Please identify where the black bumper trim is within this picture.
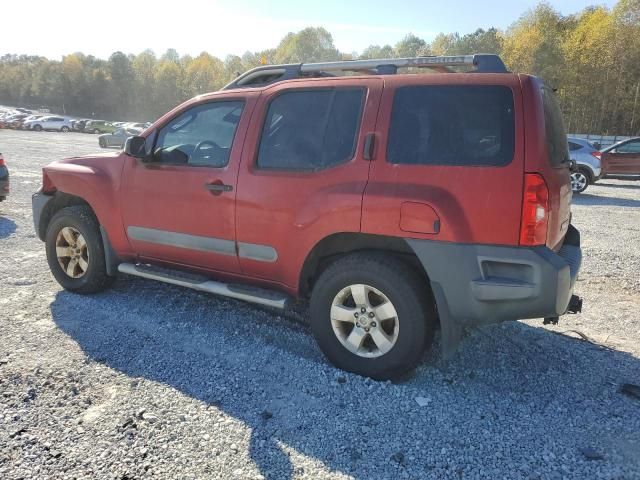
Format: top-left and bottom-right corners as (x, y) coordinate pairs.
(32, 190), (53, 240)
(406, 228), (582, 327)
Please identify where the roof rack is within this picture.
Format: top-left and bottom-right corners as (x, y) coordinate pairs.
(222, 54), (508, 90)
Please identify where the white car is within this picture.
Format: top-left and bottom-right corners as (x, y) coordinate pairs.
(24, 116), (73, 132)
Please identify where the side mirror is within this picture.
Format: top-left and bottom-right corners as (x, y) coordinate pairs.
(124, 136), (147, 159)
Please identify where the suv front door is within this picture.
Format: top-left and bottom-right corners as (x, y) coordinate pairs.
(121, 93), (257, 274)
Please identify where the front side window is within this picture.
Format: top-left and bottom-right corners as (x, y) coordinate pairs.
(154, 101), (244, 167)
(257, 88), (364, 170)
(387, 85), (515, 167)
(617, 140), (640, 153)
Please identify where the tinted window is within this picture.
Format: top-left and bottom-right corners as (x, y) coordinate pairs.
(257, 88), (364, 170)
(387, 85), (515, 166)
(541, 86), (569, 166)
(154, 101), (244, 167)
(568, 141), (582, 151)
(617, 140), (640, 153)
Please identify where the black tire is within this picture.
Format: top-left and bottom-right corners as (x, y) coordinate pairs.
(45, 205), (114, 294)
(99, 138), (106, 148)
(34, 124), (42, 132)
(310, 253), (436, 380)
(61, 126), (69, 132)
(93, 128), (100, 134)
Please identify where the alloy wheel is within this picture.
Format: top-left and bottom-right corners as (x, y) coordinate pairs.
(571, 172), (587, 192)
(330, 283), (399, 358)
(55, 226), (89, 278)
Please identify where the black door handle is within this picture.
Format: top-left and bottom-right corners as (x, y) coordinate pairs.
(204, 182), (233, 194)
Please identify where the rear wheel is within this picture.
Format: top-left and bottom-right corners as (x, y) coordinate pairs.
(93, 128), (100, 134)
(45, 206), (114, 294)
(99, 138), (106, 148)
(34, 124), (42, 132)
(61, 126), (69, 132)
(571, 168), (591, 193)
(310, 253), (435, 380)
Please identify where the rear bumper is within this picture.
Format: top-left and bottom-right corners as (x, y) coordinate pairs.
(406, 225), (582, 327)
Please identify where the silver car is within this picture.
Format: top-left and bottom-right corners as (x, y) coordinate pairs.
(98, 128), (142, 149)
(568, 137), (602, 193)
(24, 116), (73, 132)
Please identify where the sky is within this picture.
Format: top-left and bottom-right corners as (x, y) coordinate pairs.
(3, 0), (618, 60)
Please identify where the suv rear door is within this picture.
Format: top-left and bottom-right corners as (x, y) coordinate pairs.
(362, 74), (525, 246)
(235, 77), (383, 289)
(602, 139), (640, 175)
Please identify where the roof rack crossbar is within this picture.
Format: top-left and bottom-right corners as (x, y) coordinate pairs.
(222, 54), (508, 90)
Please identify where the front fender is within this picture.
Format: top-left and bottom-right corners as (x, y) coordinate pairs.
(42, 154), (131, 255)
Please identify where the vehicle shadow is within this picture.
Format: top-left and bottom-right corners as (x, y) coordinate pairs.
(573, 193), (640, 208)
(50, 279), (640, 479)
(596, 182), (640, 190)
(0, 216), (17, 238)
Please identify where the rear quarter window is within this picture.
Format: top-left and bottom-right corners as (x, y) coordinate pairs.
(387, 85), (515, 167)
(541, 86), (569, 167)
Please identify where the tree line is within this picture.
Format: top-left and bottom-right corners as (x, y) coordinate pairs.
(1, 0), (639, 135)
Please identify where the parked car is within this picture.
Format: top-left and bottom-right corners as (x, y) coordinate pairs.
(98, 128), (142, 149)
(19, 114), (44, 129)
(599, 137), (640, 177)
(124, 122), (148, 130)
(24, 116), (73, 132)
(31, 54), (582, 380)
(71, 119), (90, 132)
(567, 137), (602, 193)
(85, 120), (116, 134)
(0, 153), (9, 201)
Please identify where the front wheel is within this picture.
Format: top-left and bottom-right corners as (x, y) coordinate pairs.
(45, 206), (114, 294)
(33, 124), (43, 132)
(93, 128), (100, 134)
(61, 126), (69, 132)
(310, 253), (436, 380)
(571, 168), (591, 193)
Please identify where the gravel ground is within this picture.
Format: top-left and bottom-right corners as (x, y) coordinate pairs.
(0, 129), (639, 480)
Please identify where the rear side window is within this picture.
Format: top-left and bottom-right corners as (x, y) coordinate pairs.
(541, 86), (569, 166)
(617, 140), (640, 153)
(568, 141), (582, 151)
(257, 88), (364, 170)
(387, 85), (515, 166)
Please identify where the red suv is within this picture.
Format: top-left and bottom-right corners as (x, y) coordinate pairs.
(32, 55), (582, 379)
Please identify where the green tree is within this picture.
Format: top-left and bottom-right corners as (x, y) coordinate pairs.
(394, 33), (427, 57)
(274, 27), (340, 63)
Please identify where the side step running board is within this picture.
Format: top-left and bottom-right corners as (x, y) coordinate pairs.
(118, 263), (289, 309)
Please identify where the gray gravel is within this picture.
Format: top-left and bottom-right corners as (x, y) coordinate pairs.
(1, 129), (639, 480)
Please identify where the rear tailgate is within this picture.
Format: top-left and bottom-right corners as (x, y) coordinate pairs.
(520, 75), (572, 251)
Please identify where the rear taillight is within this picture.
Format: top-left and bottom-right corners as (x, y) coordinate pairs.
(0, 156), (5, 166)
(592, 151), (601, 160)
(519, 173), (549, 246)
